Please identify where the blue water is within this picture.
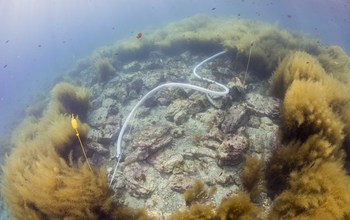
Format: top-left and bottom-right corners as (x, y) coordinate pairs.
(0, 0), (349, 137)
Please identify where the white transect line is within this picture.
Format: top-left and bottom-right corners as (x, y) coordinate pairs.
(109, 51), (228, 186)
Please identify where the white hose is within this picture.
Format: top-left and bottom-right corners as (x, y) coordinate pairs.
(109, 51), (228, 185)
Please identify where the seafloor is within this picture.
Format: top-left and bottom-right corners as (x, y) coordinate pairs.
(1, 14), (350, 219)
(85, 50), (279, 217)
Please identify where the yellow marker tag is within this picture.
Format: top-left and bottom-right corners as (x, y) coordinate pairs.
(71, 114), (78, 130)
(71, 113), (93, 173)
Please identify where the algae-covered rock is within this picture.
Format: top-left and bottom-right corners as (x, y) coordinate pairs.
(217, 134), (249, 166)
(245, 93), (280, 119)
(124, 125), (173, 164)
(221, 104), (249, 134)
(166, 94), (208, 125)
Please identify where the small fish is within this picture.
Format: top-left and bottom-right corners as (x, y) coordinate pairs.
(3, 64), (7, 68)
(5, 40), (9, 44)
(287, 14), (292, 18)
(37, 44), (42, 47)
(136, 32), (142, 40)
(211, 7), (216, 10)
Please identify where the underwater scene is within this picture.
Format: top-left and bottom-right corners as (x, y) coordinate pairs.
(1, 0), (350, 219)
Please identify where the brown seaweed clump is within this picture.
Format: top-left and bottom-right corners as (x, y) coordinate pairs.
(1, 82), (155, 219)
(269, 160), (350, 220)
(266, 51), (350, 219)
(93, 57), (117, 83)
(270, 51), (327, 97)
(168, 180), (261, 220)
(240, 155), (265, 201)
